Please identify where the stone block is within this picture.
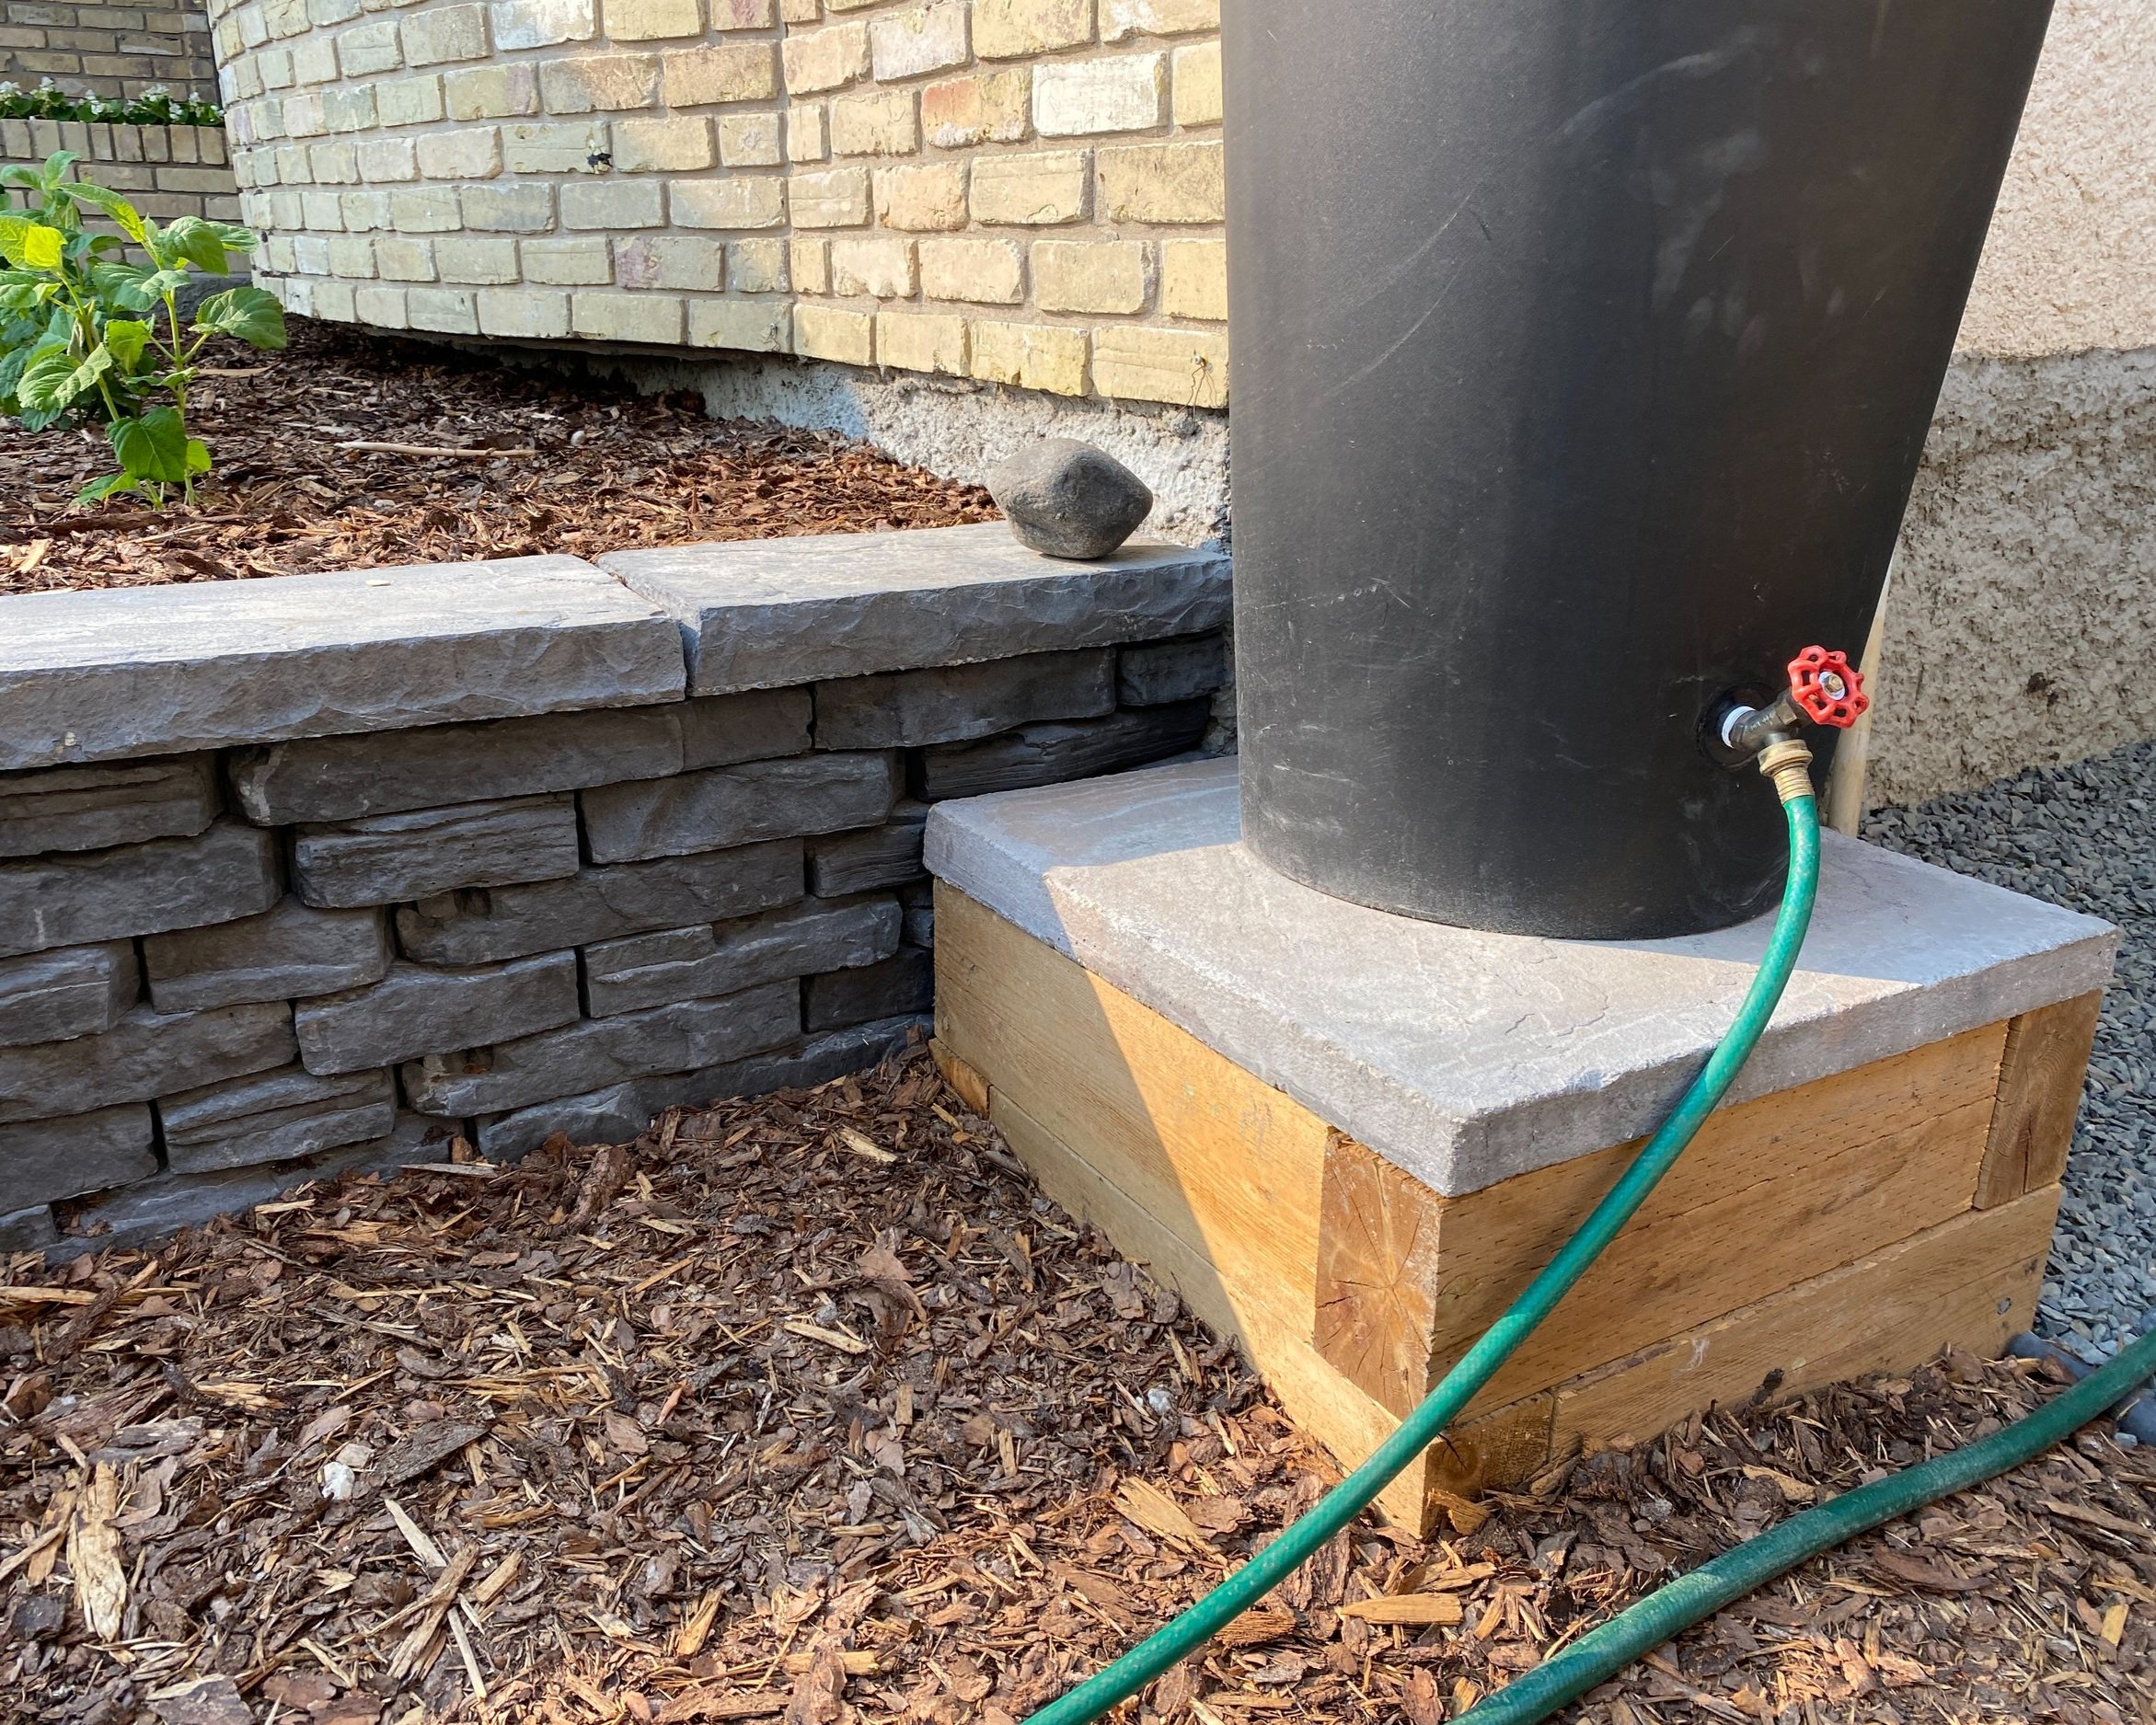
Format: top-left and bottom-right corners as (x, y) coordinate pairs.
(923, 754), (2123, 1195)
(830, 233), (917, 298)
(584, 892), (900, 1016)
(874, 161), (968, 233)
(814, 650), (1114, 749)
(917, 234), (1024, 304)
(0, 1000), (296, 1125)
(0, 942), (136, 1049)
(781, 18), (867, 94)
(970, 149), (1089, 224)
(402, 979), (799, 1115)
(0, 1103), (157, 1210)
(921, 68), (1031, 148)
(0, 822), (282, 960)
(804, 947), (932, 1032)
(1032, 238), (1148, 315)
(974, 0), (1090, 58)
(1033, 53), (1164, 137)
(294, 794), (582, 909)
(582, 753), (900, 865)
(227, 690), (807, 823)
(143, 897), (390, 1012)
(294, 953), (580, 1075)
(55, 1112), (456, 1260)
(913, 698), (1209, 800)
(1118, 633), (1226, 705)
(396, 839), (805, 964)
(0, 557), (686, 772)
(475, 1013), (921, 1160)
(0, 1203), (56, 1252)
(159, 1064), (398, 1173)
(987, 440), (1153, 558)
(1094, 323), (1229, 408)
(1160, 234), (1226, 320)
(661, 40), (778, 106)
(0, 755), (218, 857)
(808, 804), (928, 895)
(1170, 40), (1221, 127)
(1102, 0), (1216, 37)
(1097, 138), (1223, 224)
(875, 311), (968, 377)
(793, 304), (875, 363)
(605, 522), (1230, 696)
(870, 1), (968, 82)
(968, 319), (1091, 396)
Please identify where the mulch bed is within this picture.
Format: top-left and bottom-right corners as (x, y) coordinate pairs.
(3, 1041), (2151, 1725)
(0, 320), (998, 598)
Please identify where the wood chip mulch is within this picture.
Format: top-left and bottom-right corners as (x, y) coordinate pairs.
(4, 1041), (2152, 1725)
(0, 320), (999, 597)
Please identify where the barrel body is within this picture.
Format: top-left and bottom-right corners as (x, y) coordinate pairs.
(1224, 1), (2052, 937)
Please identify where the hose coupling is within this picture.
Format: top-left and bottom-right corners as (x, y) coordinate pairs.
(1756, 737), (1816, 805)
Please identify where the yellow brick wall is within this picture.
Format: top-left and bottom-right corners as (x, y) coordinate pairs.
(2, 0), (220, 105)
(0, 114), (238, 222)
(209, 0), (1228, 408)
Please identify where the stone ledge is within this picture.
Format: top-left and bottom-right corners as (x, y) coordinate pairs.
(604, 522), (1231, 696)
(924, 756), (2121, 1198)
(0, 556), (687, 772)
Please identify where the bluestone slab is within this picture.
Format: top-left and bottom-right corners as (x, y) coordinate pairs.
(294, 953), (581, 1076)
(0, 942), (137, 1048)
(475, 1014), (925, 1161)
(1117, 634), (1228, 707)
(0, 1103), (158, 1209)
(226, 689), (810, 825)
(395, 839), (805, 965)
(925, 756), (2122, 1198)
(159, 1064), (399, 1173)
(804, 948), (933, 1032)
(605, 522), (1231, 696)
(582, 753), (901, 865)
(143, 898), (391, 1013)
(293, 794), (582, 909)
(807, 804), (929, 897)
(0, 755), (219, 857)
(913, 701), (1209, 801)
(0, 557), (686, 772)
(0, 822), (282, 960)
(400, 979), (801, 1116)
(583, 894), (902, 1017)
(812, 650), (1115, 750)
(0, 1000), (296, 1125)
(0, 1203), (56, 1251)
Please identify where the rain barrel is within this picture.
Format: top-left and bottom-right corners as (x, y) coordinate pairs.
(1224, 1), (2053, 938)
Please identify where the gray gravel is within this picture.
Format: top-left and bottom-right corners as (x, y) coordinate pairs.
(1865, 737), (2156, 1359)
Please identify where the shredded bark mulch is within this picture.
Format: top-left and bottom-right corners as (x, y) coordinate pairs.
(0, 320), (999, 597)
(4, 1042), (2152, 1725)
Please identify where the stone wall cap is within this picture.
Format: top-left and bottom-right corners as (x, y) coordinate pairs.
(0, 557), (688, 770)
(924, 755), (2122, 1198)
(603, 521), (1231, 695)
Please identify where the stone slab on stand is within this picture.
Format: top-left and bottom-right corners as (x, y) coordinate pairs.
(925, 756), (2116, 1532)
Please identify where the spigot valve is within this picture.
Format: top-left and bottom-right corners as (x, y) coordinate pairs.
(1786, 646), (1870, 729)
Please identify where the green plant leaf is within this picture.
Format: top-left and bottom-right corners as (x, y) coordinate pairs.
(17, 223), (64, 270)
(191, 285), (287, 351)
(185, 437), (212, 475)
(75, 470), (138, 504)
(104, 317), (152, 370)
(63, 181), (148, 244)
(110, 407), (193, 482)
(205, 221), (258, 255)
(16, 341), (110, 413)
(157, 215), (229, 275)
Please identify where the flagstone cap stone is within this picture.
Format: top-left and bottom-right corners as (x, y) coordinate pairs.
(924, 755), (2121, 1199)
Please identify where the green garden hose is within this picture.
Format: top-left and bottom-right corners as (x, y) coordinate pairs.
(1022, 788), (1825, 1725)
(1456, 1323), (2156, 1725)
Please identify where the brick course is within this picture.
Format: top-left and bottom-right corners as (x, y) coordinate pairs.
(202, 0), (1228, 408)
(2, 0), (218, 101)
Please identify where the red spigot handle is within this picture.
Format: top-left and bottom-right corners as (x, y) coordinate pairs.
(1787, 646), (1870, 729)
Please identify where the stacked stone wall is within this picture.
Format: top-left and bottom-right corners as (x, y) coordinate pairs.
(207, 0), (1228, 408)
(0, 523), (1229, 1256)
(1, 0), (218, 103)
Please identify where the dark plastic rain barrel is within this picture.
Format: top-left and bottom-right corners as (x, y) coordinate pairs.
(1224, 1), (2053, 938)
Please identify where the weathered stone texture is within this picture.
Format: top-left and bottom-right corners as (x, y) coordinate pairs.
(0, 1001), (296, 1125)
(227, 689), (810, 824)
(0, 942), (137, 1049)
(0, 756), (219, 857)
(986, 439), (1155, 560)
(1118, 633), (1227, 706)
(582, 753), (900, 864)
(475, 1014), (924, 1162)
(0, 1203), (56, 1252)
(584, 894), (901, 1017)
(605, 525), (1232, 694)
(294, 795), (582, 909)
(804, 948), (935, 1033)
(396, 839), (806, 965)
(144, 899), (391, 1014)
(294, 954), (581, 1076)
(813, 650), (1115, 749)
(0, 1104), (158, 1211)
(0, 558), (686, 773)
(806, 803), (929, 896)
(160, 1064), (400, 1173)
(0, 822), (282, 960)
(402, 979), (800, 1116)
(913, 698), (1209, 799)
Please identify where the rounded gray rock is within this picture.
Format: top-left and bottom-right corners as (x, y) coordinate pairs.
(987, 438), (1154, 560)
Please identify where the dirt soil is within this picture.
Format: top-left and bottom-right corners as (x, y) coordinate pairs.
(0, 320), (998, 598)
(3, 1041), (2152, 1725)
